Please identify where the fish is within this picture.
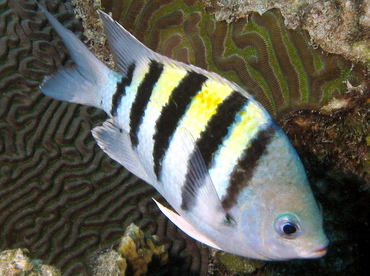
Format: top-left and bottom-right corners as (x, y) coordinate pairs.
(38, 4), (329, 260)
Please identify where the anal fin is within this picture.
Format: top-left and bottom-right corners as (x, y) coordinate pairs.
(92, 119), (153, 185)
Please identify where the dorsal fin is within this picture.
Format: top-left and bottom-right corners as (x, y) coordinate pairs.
(97, 10), (242, 92)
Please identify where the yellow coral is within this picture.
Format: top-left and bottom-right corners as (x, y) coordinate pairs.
(93, 223), (168, 276)
(118, 223), (168, 276)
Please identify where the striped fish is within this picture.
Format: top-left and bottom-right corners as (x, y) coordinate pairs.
(38, 5), (328, 260)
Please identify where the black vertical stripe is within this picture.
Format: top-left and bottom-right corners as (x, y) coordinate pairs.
(181, 91), (248, 211)
(153, 71), (208, 179)
(193, 91), (248, 167)
(111, 63), (136, 116)
(222, 127), (275, 210)
(129, 60), (164, 147)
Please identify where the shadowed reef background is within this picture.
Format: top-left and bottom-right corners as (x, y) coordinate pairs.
(0, 0), (369, 275)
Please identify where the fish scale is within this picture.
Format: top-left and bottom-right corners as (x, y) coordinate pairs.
(38, 3), (328, 260)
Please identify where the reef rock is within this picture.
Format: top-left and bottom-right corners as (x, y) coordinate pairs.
(93, 223), (168, 276)
(204, 0), (370, 65)
(0, 248), (61, 276)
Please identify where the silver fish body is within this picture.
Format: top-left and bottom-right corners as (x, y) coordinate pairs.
(38, 4), (328, 260)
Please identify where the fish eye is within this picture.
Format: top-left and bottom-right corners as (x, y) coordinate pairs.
(283, 223), (297, 234)
(275, 214), (301, 239)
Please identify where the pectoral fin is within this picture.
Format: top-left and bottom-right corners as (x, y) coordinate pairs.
(177, 128), (233, 225)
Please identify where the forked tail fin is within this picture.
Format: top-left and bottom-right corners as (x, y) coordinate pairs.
(38, 4), (112, 108)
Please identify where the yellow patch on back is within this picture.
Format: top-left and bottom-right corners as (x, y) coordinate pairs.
(180, 79), (233, 140)
(220, 102), (267, 160)
(149, 63), (188, 109)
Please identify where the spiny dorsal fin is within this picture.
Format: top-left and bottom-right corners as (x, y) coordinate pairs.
(97, 10), (243, 93)
(98, 10), (157, 73)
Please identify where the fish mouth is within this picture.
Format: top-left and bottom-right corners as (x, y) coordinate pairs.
(309, 246), (328, 257)
(300, 239), (329, 258)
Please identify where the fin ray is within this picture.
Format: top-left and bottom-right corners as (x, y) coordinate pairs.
(98, 11), (156, 73)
